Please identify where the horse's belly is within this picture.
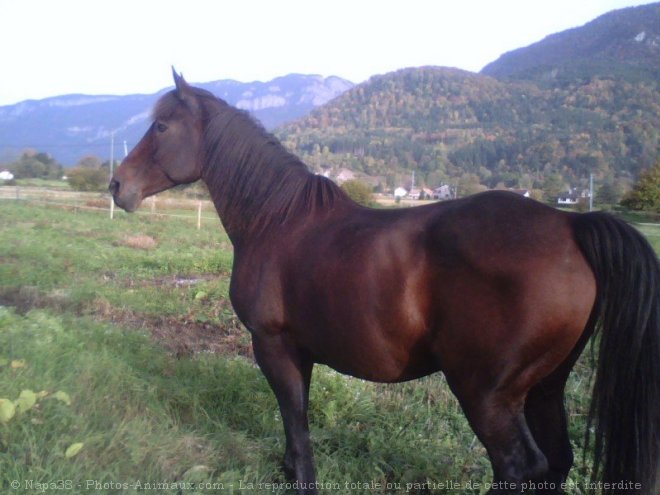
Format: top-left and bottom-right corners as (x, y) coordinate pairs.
(292, 317), (439, 383)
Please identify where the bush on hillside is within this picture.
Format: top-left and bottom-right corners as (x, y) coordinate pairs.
(67, 167), (109, 192)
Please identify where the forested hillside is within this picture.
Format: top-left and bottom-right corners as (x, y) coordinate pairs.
(278, 67), (657, 192)
(277, 3), (659, 197)
(482, 2), (660, 84)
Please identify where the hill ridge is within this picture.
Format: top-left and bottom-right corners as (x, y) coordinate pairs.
(0, 74), (354, 165)
(481, 2), (660, 83)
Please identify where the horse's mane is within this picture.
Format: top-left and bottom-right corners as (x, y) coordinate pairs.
(156, 88), (348, 236)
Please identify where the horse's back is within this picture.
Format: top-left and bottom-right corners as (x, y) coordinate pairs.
(424, 191), (571, 265)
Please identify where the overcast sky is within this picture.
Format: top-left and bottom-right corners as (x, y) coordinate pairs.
(0, 0), (654, 106)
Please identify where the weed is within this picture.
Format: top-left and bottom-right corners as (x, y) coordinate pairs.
(121, 234), (158, 250)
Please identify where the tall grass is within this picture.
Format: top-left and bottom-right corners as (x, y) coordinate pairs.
(0, 305), (600, 494)
(1, 201), (656, 493)
(0, 307), (279, 493)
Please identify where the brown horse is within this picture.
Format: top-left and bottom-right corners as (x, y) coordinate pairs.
(110, 70), (659, 494)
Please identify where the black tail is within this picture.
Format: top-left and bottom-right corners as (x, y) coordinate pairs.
(572, 212), (659, 495)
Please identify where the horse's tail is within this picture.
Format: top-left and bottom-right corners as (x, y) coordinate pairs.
(572, 212), (659, 495)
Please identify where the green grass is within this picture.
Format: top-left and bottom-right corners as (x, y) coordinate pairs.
(1, 200), (657, 494)
(0, 306), (497, 494)
(0, 201), (232, 320)
(0, 307), (278, 493)
(0, 305), (597, 495)
(638, 224), (660, 253)
(11, 179), (71, 188)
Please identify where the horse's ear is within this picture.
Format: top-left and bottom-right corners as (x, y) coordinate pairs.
(171, 67), (199, 113)
(172, 67), (189, 96)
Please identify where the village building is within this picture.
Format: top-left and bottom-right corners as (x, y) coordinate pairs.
(433, 185), (452, 200)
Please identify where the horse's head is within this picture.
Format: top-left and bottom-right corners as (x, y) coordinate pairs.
(109, 69), (204, 212)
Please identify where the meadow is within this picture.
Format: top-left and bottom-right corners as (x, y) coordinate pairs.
(1, 198), (658, 494)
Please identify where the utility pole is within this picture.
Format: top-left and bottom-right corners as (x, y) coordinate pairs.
(589, 173), (594, 212)
(110, 132), (115, 176)
(123, 140), (128, 158)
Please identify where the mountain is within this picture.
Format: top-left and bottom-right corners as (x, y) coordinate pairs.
(199, 75), (353, 128)
(0, 74), (353, 166)
(481, 2), (660, 84)
(277, 4), (659, 193)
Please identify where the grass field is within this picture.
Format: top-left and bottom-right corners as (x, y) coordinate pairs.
(1, 199), (658, 494)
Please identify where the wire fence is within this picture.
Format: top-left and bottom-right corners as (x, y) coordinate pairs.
(0, 186), (218, 229)
(3, 186), (659, 233)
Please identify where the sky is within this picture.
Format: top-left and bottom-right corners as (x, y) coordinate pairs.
(0, 0), (655, 106)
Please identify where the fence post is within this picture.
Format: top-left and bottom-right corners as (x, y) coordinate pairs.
(197, 201), (202, 230)
(15, 186), (20, 201)
(110, 195), (114, 219)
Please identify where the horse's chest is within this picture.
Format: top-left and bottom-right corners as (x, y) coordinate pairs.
(228, 263), (286, 334)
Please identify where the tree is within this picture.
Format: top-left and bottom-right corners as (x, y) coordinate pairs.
(77, 155), (103, 169)
(9, 151), (63, 179)
(621, 162), (660, 212)
(67, 167), (110, 192)
(340, 180), (374, 207)
(457, 173), (487, 198)
(595, 182), (622, 206)
(541, 174), (566, 203)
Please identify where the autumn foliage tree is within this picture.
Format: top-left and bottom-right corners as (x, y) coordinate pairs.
(621, 162), (660, 213)
(67, 168), (109, 191)
(340, 180), (374, 206)
(67, 155), (109, 191)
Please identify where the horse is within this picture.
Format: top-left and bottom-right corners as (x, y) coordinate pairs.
(110, 70), (659, 494)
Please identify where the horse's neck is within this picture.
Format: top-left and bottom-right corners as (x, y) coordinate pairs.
(201, 108), (329, 243)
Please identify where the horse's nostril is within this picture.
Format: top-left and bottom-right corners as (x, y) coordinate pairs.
(109, 179), (119, 195)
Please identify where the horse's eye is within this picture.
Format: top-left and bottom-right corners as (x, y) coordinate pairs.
(156, 122), (168, 133)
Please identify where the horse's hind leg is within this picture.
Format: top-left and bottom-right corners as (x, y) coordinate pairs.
(479, 407), (549, 493)
(523, 330), (593, 495)
(524, 323), (593, 494)
(524, 380), (572, 494)
(446, 376), (549, 494)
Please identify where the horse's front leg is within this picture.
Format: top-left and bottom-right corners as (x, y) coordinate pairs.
(252, 331), (316, 494)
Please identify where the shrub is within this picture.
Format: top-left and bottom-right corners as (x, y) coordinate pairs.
(67, 167), (110, 192)
(340, 180), (374, 207)
(621, 162), (660, 213)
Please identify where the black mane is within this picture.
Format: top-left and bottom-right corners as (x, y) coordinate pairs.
(157, 88), (348, 236)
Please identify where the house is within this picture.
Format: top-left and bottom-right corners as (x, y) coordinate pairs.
(407, 187), (434, 200)
(433, 185), (452, 200)
(0, 170), (14, 181)
(510, 189), (531, 198)
(408, 188), (422, 200)
(557, 187), (590, 205)
(394, 187), (408, 199)
(334, 168), (356, 184)
(557, 194), (580, 205)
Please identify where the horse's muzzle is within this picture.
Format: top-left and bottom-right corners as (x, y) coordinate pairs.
(108, 178), (119, 196)
(108, 178), (140, 212)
